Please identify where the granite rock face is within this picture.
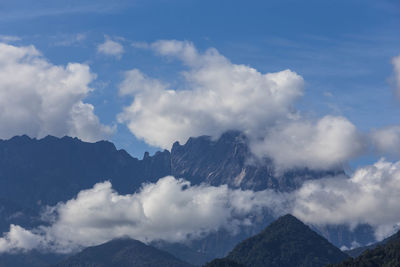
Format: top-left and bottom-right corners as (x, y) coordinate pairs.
(171, 130), (343, 191)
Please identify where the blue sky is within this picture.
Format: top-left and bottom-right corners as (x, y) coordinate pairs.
(1, 0), (399, 168)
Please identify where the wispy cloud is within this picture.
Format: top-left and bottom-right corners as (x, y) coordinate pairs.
(97, 36), (124, 59)
(53, 33), (87, 47)
(0, 1), (134, 21)
(0, 35), (21, 43)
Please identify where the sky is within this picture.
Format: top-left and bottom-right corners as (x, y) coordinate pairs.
(1, 0), (400, 253)
(0, 0), (399, 165)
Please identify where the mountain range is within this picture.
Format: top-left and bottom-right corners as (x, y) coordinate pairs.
(42, 214), (349, 267)
(0, 132), (377, 266)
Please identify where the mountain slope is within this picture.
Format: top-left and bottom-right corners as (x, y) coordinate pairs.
(0, 135), (170, 212)
(52, 238), (193, 267)
(0, 132), (339, 212)
(331, 230), (400, 267)
(344, 228), (400, 258)
(0, 133), (349, 264)
(0, 251), (65, 267)
(171, 131), (343, 191)
(204, 258), (245, 267)
(213, 214), (349, 267)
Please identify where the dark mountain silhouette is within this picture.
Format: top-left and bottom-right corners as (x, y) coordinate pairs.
(330, 230), (400, 267)
(205, 214), (349, 267)
(52, 238), (192, 267)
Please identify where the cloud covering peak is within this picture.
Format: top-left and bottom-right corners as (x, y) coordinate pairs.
(119, 40), (364, 170)
(119, 40), (305, 144)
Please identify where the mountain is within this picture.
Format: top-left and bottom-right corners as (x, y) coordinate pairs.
(0, 132), (342, 212)
(0, 132), (349, 264)
(0, 251), (65, 267)
(52, 238), (193, 267)
(344, 228), (400, 258)
(171, 131), (343, 191)
(331, 230), (400, 267)
(0, 135), (170, 212)
(207, 214), (349, 267)
(203, 258), (245, 267)
(0, 132), (339, 233)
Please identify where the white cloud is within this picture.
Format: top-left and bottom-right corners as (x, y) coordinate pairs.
(119, 40), (304, 149)
(0, 42), (113, 142)
(2, 159), (400, 253)
(119, 40), (364, 170)
(54, 33), (86, 47)
(292, 159), (400, 241)
(392, 55), (400, 98)
(97, 37), (124, 58)
(0, 35), (21, 43)
(0, 176), (287, 253)
(251, 116), (366, 170)
(371, 125), (400, 156)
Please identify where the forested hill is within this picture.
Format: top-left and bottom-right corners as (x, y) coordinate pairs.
(205, 214), (349, 267)
(330, 230), (400, 267)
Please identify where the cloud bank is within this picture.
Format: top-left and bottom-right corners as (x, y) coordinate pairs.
(119, 40), (365, 170)
(0, 176), (287, 254)
(293, 159), (400, 240)
(0, 42), (113, 142)
(2, 158), (400, 253)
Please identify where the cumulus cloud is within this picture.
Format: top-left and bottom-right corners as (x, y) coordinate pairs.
(292, 159), (400, 241)
(251, 116), (366, 170)
(392, 55), (400, 98)
(371, 126), (400, 156)
(0, 42), (113, 142)
(119, 40), (304, 148)
(2, 159), (400, 253)
(97, 37), (124, 58)
(0, 176), (287, 253)
(119, 40), (364, 170)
